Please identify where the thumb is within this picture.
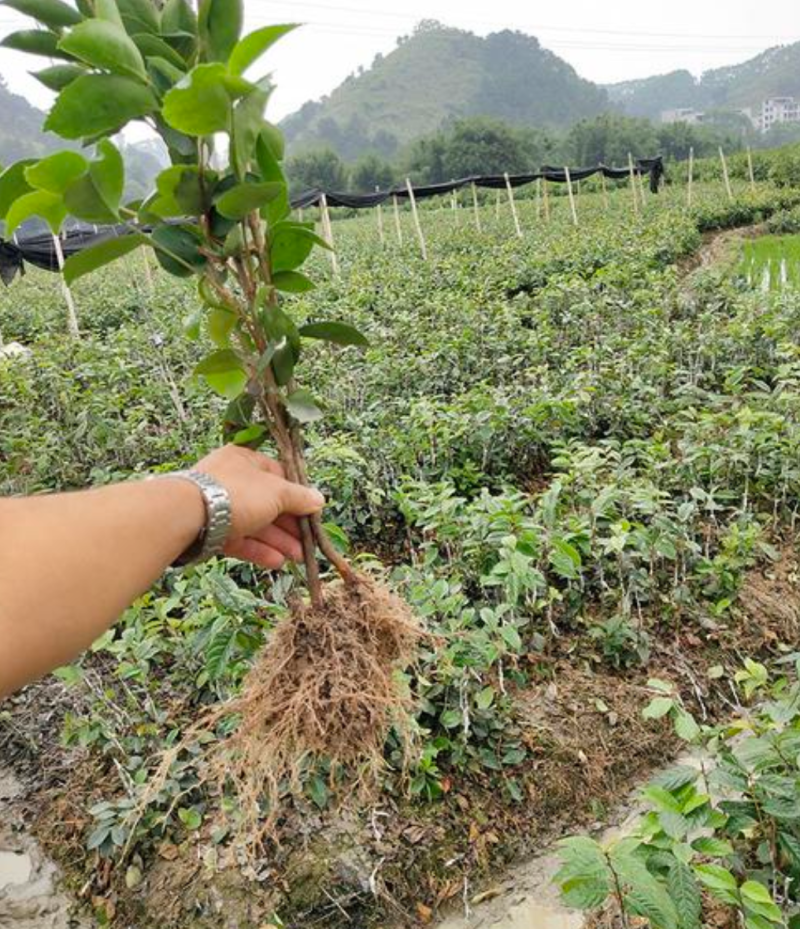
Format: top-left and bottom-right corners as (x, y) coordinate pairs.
(275, 477), (326, 517)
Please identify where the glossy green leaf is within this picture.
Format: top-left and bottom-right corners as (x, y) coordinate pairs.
(177, 807), (202, 830)
(195, 349), (247, 399)
(229, 23), (297, 75)
(151, 223), (206, 277)
(116, 0), (160, 34)
(299, 320), (368, 346)
(59, 20), (148, 82)
(214, 181), (282, 219)
(93, 0), (123, 26)
(6, 190), (66, 236)
(152, 165), (206, 216)
(272, 270), (314, 293)
(286, 388), (323, 424)
(255, 128), (289, 223)
(45, 74), (157, 139)
(1, 29), (72, 59)
(198, 0), (242, 62)
(270, 221), (329, 273)
(131, 33), (187, 71)
(0, 0), (82, 27)
(31, 63), (85, 91)
(63, 233), (147, 285)
(231, 85), (269, 178)
(643, 696), (674, 719)
(0, 160), (35, 218)
(163, 63), (233, 136)
(25, 151), (87, 194)
(207, 308), (236, 347)
(63, 140), (124, 223)
(160, 0), (196, 34)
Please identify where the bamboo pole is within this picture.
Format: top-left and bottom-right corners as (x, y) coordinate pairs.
(542, 174), (550, 223)
(392, 194), (403, 245)
(319, 193), (340, 275)
(504, 172), (522, 238)
(52, 233), (80, 338)
(747, 146), (756, 193)
(376, 187), (385, 244)
(687, 146), (694, 207)
(535, 176), (542, 221)
(719, 146), (734, 203)
(471, 181), (482, 233)
(405, 177), (427, 260)
(564, 166), (578, 227)
(600, 170), (609, 209)
(628, 152), (639, 217)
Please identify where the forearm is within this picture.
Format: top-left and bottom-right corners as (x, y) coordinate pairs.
(0, 479), (204, 699)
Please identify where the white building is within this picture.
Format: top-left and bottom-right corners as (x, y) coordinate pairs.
(661, 108), (706, 125)
(759, 97), (800, 133)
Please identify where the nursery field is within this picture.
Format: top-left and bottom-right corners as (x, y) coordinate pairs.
(5, 179), (800, 928)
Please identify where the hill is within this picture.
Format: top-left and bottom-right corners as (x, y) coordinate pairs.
(607, 42), (800, 119)
(0, 77), (65, 166)
(280, 21), (609, 160)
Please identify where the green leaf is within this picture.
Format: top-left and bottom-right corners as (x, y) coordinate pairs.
(31, 63), (85, 91)
(1, 29), (73, 59)
(205, 621), (235, 679)
(555, 837), (611, 910)
(550, 538), (582, 580)
(694, 863), (738, 902)
(45, 74), (157, 139)
(0, 0), (81, 28)
(476, 686), (495, 710)
(207, 308), (236, 347)
(25, 151), (87, 195)
(214, 181), (282, 219)
(151, 223), (206, 277)
(285, 388), (323, 424)
(691, 836), (734, 857)
(195, 349), (246, 399)
(177, 807), (202, 830)
(131, 33), (187, 71)
(63, 140), (124, 223)
(0, 160), (35, 218)
(271, 221), (329, 273)
(273, 270), (314, 293)
(740, 881), (776, 906)
(674, 711), (701, 742)
(86, 825), (111, 850)
(6, 190), (66, 236)
(231, 85), (270, 178)
(440, 708), (461, 729)
(612, 851), (678, 929)
(116, 0), (160, 34)
(306, 775), (329, 810)
(163, 62), (240, 136)
(63, 233), (147, 285)
(643, 697), (674, 720)
(195, 349), (242, 375)
(161, 0), (196, 35)
(53, 664), (84, 685)
(299, 320), (368, 346)
(198, 0), (242, 62)
(58, 20), (148, 82)
(154, 165), (206, 216)
(667, 861), (702, 929)
(501, 624), (522, 650)
(229, 23), (297, 75)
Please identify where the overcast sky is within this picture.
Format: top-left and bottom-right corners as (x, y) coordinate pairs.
(0, 0), (796, 127)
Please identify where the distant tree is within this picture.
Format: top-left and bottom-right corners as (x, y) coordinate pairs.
(567, 113), (658, 166)
(285, 148), (348, 194)
(350, 154), (395, 191)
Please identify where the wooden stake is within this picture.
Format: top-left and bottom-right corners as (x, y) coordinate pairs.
(495, 188), (501, 218)
(319, 193), (340, 275)
(628, 152), (639, 217)
(405, 177), (427, 260)
(747, 146), (756, 193)
(451, 185), (460, 226)
(542, 175), (550, 223)
(687, 146), (694, 207)
(564, 166), (578, 227)
(376, 187), (385, 244)
(536, 176), (542, 221)
(142, 249), (153, 290)
(600, 171), (609, 209)
(471, 182), (482, 233)
(52, 233), (79, 338)
(392, 194), (403, 245)
(504, 172), (522, 238)
(719, 146), (734, 203)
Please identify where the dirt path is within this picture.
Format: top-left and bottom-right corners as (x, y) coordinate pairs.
(0, 767), (89, 929)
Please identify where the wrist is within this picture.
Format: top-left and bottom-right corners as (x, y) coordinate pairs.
(152, 471), (233, 566)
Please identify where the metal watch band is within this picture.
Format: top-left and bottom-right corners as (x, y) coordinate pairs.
(164, 470), (233, 566)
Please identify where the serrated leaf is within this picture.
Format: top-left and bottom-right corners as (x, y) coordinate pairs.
(691, 836), (734, 857)
(668, 860), (701, 929)
(58, 19), (147, 82)
(674, 711), (701, 742)
(45, 74), (157, 139)
(205, 622), (236, 680)
(285, 388), (323, 424)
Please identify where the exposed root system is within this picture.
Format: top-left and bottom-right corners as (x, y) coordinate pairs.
(206, 573), (421, 844)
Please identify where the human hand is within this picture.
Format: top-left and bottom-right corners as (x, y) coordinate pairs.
(194, 445), (325, 569)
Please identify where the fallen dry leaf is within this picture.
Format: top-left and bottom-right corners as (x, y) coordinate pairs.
(416, 902), (433, 923)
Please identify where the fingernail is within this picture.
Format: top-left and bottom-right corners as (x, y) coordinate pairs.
(309, 488), (326, 507)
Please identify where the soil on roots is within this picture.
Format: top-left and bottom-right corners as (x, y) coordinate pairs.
(206, 574), (421, 845)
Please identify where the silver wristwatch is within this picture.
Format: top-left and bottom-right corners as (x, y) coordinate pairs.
(165, 470), (233, 566)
